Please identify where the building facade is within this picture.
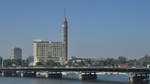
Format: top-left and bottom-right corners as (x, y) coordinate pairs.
(33, 13), (68, 65)
(33, 40), (65, 65)
(11, 47), (22, 60)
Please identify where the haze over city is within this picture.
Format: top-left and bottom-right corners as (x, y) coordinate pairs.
(0, 0), (150, 59)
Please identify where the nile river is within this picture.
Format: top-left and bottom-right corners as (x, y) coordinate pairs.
(0, 74), (149, 84)
(0, 75), (132, 84)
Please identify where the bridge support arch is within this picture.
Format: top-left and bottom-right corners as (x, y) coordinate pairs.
(46, 72), (62, 79)
(129, 72), (149, 84)
(79, 72), (97, 80)
(1, 71), (18, 77)
(0, 71), (4, 77)
(23, 71), (37, 77)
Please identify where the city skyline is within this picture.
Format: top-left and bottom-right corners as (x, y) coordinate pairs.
(0, 0), (150, 59)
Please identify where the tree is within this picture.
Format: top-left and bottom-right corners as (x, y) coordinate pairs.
(22, 59), (28, 67)
(103, 58), (116, 66)
(36, 60), (61, 67)
(117, 56), (127, 64)
(3, 59), (12, 67)
(139, 54), (150, 66)
(3, 59), (28, 67)
(91, 60), (104, 67)
(127, 59), (137, 67)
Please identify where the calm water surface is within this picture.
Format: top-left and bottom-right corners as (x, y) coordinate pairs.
(0, 75), (148, 84)
(0, 78), (127, 84)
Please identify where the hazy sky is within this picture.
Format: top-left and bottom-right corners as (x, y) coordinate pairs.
(0, 0), (150, 59)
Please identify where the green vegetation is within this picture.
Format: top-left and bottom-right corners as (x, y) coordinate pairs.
(36, 60), (62, 67)
(2, 59), (28, 67)
(0, 54), (150, 68)
(65, 55), (150, 68)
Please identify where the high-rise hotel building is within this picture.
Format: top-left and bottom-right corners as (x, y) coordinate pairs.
(11, 47), (22, 60)
(33, 40), (65, 65)
(33, 14), (68, 65)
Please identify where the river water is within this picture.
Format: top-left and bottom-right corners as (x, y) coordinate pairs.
(0, 74), (149, 84)
(0, 75), (129, 84)
(0, 77), (128, 84)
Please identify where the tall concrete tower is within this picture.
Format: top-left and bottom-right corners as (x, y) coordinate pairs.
(62, 9), (68, 61)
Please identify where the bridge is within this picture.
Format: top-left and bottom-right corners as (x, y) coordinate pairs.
(1, 67), (150, 72)
(0, 67), (150, 84)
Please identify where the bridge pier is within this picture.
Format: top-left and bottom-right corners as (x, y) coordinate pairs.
(46, 72), (62, 79)
(23, 71), (36, 77)
(129, 73), (149, 84)
(2, 71), (18, 77)
(20, 72), (24, 77)
(0, 71), (36, 77)
(0, 71), (4, 77)
(79, 72), (97, 80)
(16, 72), (25, 77)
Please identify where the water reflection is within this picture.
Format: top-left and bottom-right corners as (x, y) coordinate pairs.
(0, 77), (149, 84)
(129, 81), (149, 84)
(31, 78), (129, 84)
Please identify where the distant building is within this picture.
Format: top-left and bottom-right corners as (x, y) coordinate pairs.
(69, 56), (83, 63)
(27, 56), (34, 64)
(11, 47), (22, 60)
(27, 56), (34, 66)
(69, 56), (101, 63)
(33, 40), (65, 66)
(33, 11), (68, 66)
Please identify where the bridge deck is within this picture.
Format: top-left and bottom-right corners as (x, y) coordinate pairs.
(0, 67), (150, 73)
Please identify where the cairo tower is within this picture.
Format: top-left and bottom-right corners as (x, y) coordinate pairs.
(33, 11), (68, 65)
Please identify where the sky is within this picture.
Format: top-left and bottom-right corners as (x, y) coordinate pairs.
(0, 0), (150, 59)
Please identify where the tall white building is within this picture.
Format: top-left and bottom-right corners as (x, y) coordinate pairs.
(33, 11), (68, 66)
(11, 47), (22, 60)
(33, 40), (65, 65)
